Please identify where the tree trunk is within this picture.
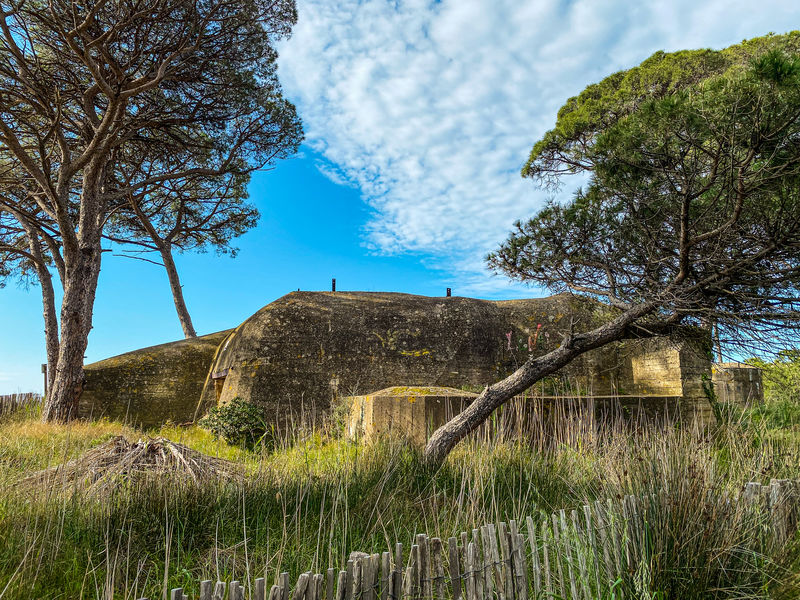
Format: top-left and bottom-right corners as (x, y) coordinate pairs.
(42, 242), (102, 422)
(27, 233), (59, 391)
(423, 301), (658, 466)
(159, 244), (197, 338)
(128, 197), (197, 339)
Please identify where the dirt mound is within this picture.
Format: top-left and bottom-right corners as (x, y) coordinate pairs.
(21, 436), (240, 496)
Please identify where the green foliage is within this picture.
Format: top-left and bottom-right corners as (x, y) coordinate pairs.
(199, 397), (272, 450)
(491, 31), (800, 355)
(752, 48), (800, 84)
(1, 415), (799, 598)
(747, 351), (800, 428)
(750, 350), (800, 404)
(522, 31), (800, 179)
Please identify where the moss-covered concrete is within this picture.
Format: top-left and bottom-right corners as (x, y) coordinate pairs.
(79, 291), (714, 431)
(78, 330), (232, 428)
(199, 291), (711, 430)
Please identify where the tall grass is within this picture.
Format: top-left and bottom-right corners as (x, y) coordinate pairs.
(0, 393), (41, 421)
(1, 402), (799, 599)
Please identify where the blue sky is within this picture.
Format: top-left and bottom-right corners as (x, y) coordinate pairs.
(2, 0), (800, 393)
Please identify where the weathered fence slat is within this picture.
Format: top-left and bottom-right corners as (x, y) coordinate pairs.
(315, 573), (326, 600)
(606, 498), (623, 577)
(447, 537), (461, 600)
(199, 580), (213, 600)
(256, 577), (266, 600)
(214, 581), (227, 600)
(583, 504), (601, 598)
(550, 513), (566, 600)
(361, 558), (372, 600)
(354, 559), (363, 600)
(465, 542), (476, 600)
(469, 529), (482, 600)
(510, 529), (528, 600)
(559, 510), (578, 600)
(430, 537), (445, 600)
(327, 569), (336, 600)
(416, 534), (429, 600)
(380, 552), (391, 600)
(280, 573), (290, 600)
(345, 561), (354, 600)
(134, 480), (800, 600)
(540, 520), (552, 597)
(292, 573), (309, 600)
(230, 580), (242, 600)
(335, 572), (346, 600)
(392, 543), (403, 600)
(525, 516), (541, 595)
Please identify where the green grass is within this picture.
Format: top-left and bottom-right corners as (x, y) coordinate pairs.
(0, 401), (799, 599)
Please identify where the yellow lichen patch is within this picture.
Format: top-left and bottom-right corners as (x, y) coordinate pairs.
(399, 349), (431, 357)
(368, 386), (477, 397)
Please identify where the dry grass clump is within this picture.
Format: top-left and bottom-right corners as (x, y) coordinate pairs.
(19, 435), (241, 496)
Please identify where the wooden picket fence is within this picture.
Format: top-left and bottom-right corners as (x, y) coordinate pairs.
(156, 479), (799, 600)
(0, 392), (41, 418)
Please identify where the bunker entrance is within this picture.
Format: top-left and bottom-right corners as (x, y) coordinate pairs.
(212, 368), (229, 403)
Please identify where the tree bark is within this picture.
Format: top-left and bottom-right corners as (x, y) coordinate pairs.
(26, 232), (59, 391)
(128, 198), (197, 338)
(159, 244), (197, 338)
(713, 322), (723, 363)
(422, 301), (658, 465)
(42, 241), (102, 421)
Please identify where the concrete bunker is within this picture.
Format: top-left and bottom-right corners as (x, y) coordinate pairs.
(197, 291), (719, 431)
(77, 291), (762, 432)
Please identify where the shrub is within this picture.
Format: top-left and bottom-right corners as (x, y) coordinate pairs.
(747, 350), (800, 428)
(199, 397), (271, 450)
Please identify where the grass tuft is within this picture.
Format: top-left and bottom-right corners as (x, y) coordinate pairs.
(0, 400), (798, 598)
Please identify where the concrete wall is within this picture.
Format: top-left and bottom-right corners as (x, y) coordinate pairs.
(78, 330), (231, 428)
(199, 292), (621, 427)
(76, 291), (714, 430)
(713, 362), (764, 405)
(200, 292), (712, 431)
(347, 386), (478, 447)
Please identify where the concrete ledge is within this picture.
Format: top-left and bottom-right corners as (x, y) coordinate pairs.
(346, 389), (719, 447)
(346, 386), (478, 447)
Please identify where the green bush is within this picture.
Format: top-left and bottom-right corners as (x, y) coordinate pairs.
(747, 350), (800, 428)
(749, 350), (800, 405)
(199, 397), (271, 450)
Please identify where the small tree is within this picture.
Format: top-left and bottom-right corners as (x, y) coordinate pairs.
(0, 0), (302, 420)
(424, 32), (800, 464)
(106, 173), (257, 339)
(0, 200), (60, 390)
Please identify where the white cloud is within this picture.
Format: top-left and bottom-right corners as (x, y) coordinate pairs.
(278, 0), (800, 295)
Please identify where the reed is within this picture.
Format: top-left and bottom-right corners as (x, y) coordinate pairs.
(0, 399), (798, 599)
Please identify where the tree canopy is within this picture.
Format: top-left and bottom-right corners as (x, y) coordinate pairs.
(491, 31), (800, 354)
(426, 31), (800, 463)
(0, 0), (303, 420)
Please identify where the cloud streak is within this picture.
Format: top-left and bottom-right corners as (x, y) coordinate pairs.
(278, 0), (800, 294)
